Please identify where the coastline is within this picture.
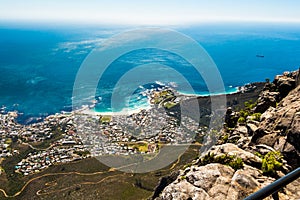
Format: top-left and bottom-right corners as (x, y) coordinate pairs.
(78, 105), (153, 116)
(77, 82), (261, 117)
(1, 82), (266, 123)
(176, 86), (240, 97)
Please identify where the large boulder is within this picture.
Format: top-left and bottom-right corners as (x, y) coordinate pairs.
(254, 69), (299, 113)
(254, 85), (300, 137)
(273, 70), (299, 98)
(276, 77), (296, 98)
(155, 163), (299, 200)
(254, 91), (278, 113)
(154, 144), (300, 200)
(246, 123), (259, 136)
(204, 143), (262, 168)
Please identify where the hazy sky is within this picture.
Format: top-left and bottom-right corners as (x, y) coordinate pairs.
(0, 0), (300, 25)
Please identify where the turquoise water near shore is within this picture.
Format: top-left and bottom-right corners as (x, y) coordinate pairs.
(0, 23), (299, 123)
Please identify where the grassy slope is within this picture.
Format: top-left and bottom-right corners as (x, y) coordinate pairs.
(0, 145), (199, 200)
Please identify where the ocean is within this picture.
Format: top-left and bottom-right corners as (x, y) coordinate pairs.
(0, 23), (300, 124)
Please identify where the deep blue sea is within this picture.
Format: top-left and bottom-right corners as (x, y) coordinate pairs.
(0, 23), (300, 124)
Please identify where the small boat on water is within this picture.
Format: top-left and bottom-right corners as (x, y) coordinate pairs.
(256, 54), (265, 58)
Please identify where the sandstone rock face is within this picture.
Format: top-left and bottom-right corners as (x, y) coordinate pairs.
(255, 69), (299, 113)
(205, 143), (262, 168)
(154, 71), (300, 200)
(246, 123), (258, 136)
(254, 91), (278, 113)
(158, 163), (264, 199)
(152, 171), (180, 199)
(287, 111), (300, 152)
(155, 163), (299, 200)
(154, 145), (300, 200)
(277, 77), (296, 98)
(273, 70), (299, 98)
(252, 85), (300, 168)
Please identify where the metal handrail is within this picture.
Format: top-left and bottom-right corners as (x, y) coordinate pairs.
(244, 167), (300, 200)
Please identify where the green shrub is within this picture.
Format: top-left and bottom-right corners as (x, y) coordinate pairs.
(236, 101), (261, 123)
(200, 152), (215, 165)
(239, 110), (250, 118)
(251, 113), (262, 121)
(238, 117), (245, 123)
(254, 152), (263, 158)
(261, 151), (283, 176)
(221, 134), (229, 143)
(244, 100), (257, 110)
(229, 157), (244, 171)
(199, 152), (244, 171)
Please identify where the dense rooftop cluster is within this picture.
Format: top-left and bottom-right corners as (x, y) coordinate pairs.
(0, 87), (204, 176)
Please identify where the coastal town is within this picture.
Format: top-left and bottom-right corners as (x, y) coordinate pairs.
(0, 109), (90, 175)
(0, 86), (205, 176)
(72, 86), (202, 157)
(0, 82), (261, 176)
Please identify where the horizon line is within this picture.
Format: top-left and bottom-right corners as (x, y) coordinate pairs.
(1, 18), (300, 28)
